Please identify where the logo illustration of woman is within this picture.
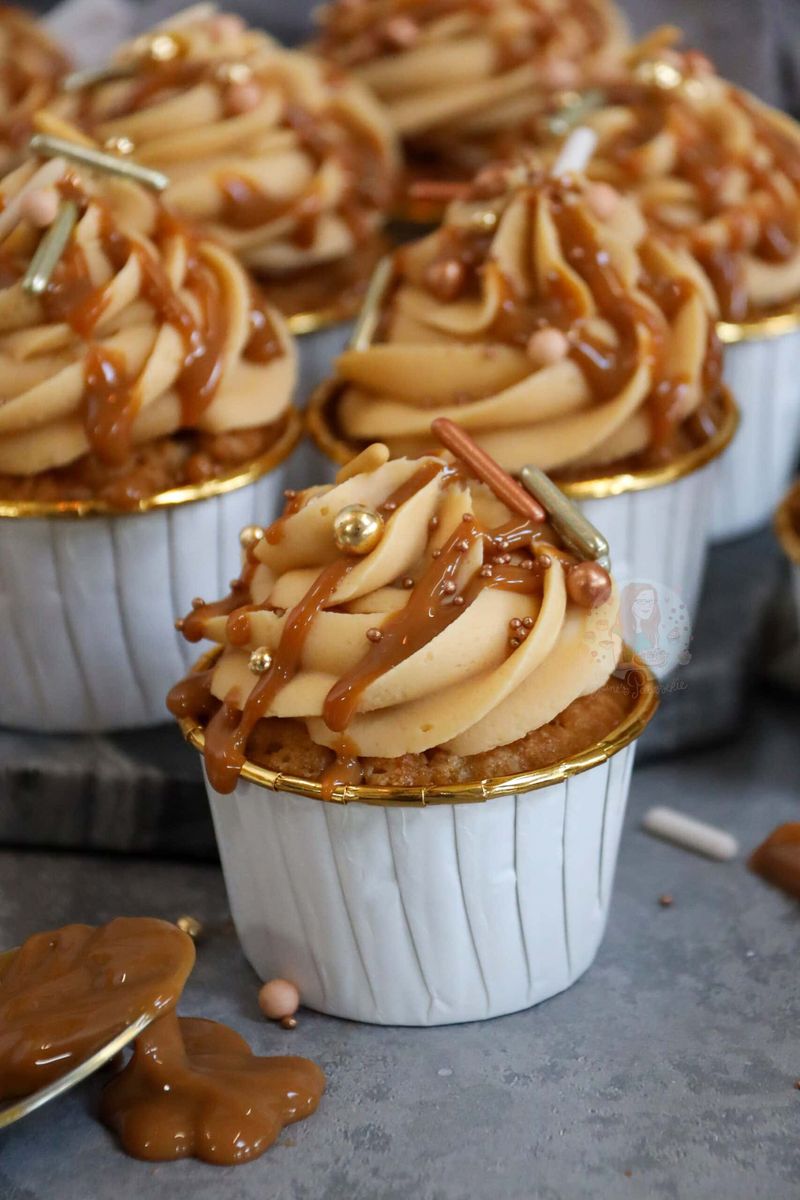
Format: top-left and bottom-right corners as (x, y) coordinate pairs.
(620, 582), (667, 670)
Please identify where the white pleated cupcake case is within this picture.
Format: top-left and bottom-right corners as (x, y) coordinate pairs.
(712, 321), (800, 542)
(0, 432), (299, 733)
(205, 724), (646, 1027)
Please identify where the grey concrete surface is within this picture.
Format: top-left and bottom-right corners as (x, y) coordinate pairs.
(0, 689), (798, 1200)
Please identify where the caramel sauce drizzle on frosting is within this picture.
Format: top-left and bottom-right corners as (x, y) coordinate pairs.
(2, 176), (284, 467)
(0, 918), (324, 1165)
(168, 452), (592, 796)
(564, 76), (800, 321)
(56, 18), (398, 271)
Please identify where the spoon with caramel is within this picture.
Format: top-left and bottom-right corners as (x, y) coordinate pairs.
(0, 917), (325, 1165)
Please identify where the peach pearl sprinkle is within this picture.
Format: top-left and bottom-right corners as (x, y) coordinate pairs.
(258, 979), (300, 1022)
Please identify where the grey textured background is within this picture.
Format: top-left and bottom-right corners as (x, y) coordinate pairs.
(1, 691), (799, 1200)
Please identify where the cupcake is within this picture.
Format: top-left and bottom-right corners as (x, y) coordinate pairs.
(0, 7), (69, 172)
(531, 34), (800, 539)
(47, 8), (400, 334)
(170, 432), (658, 1025)
(310, 162), (738, 650)
(0, 144), (301, 732)
(313, 0), (629, 204)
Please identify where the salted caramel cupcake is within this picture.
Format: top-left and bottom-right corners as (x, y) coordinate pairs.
(314, 0), (629, 192)
(531, 34), (800, 538)
(47, 9), (400, 325)
(0, 148), (301, 732)
(311, 164), (737, 631)
(0, 7), (69, 172)
(170, 435), (657, 1024)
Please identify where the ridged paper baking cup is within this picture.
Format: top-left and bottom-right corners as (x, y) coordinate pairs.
(712, 312), (800, 542)
(0, 415), (301, 733)
(180, 661), (656, 1026)
(307, 385), (739, 675)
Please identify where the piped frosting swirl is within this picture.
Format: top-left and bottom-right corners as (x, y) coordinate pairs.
(0, 7), (69, 171)
(333, 168), (721, 475)
(50, 10), (399, 274)
(314, 0), (629, 173)
(533, 36), (800, 321)
(0, 154), (295, 482)
(168, 445), (620, 794)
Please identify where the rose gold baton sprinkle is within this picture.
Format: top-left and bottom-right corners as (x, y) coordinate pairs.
(431, 419), (546, 523)
(407, 179), (471, 203)
(519, 465), (610, 569)
(349, 254), (394, 351)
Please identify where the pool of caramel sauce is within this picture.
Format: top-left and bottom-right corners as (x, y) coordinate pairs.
(0, 917), (324, 1165)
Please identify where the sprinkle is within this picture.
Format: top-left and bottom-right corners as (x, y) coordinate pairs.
(442, 581), (456, 594)
(22, 199), (78, 296)
(384, 501), (397, 512)
(258, 978), (300, 1022)
(402, 576), (415, 588)
(453, 596), (464, 606)
(522, 616), (534, 628)
(280, 1016), (298, 1030)
(29, 133), (169, 192)
(538, 554), (552, 568)
(424, 258), (466, 302)
(642, 807), (739, 862)
(510, 618), (522, 629)
(366, 627), (383, 642)
(103, 135), (135, 156)
(456, 539), (470, 551)
(284, 489), (297, 499)
(658, 894), (674, 907)
(174, 618), (184, 630)
(249, 646), (273, 674)
(382, 14), (419, 47)
(176, 915), (203, 939)
(429, 515), (439, 528)
(432, 549), (442, 559)
(462, 513), (473, 522)
(479, 566), (493, 577)
(191, 597), (205, 609)
(509, 637), (520, 648)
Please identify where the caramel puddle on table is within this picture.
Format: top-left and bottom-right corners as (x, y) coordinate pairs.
(749, 823), (800, 901)
(0, 917), (325, 1165)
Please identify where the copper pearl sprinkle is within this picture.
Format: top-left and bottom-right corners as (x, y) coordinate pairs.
(431, 419), (546, 523)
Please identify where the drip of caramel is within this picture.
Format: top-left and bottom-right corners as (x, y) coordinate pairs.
(0, 918), (324, 1165)
(749, 823), (800, 900)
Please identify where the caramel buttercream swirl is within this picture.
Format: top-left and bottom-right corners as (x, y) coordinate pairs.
(333, 171), (720, 475)
(0, 7), (69, 171)
(48, 11), (399, 274)
(314, 0), (628, 170)
(170, 449), (620, 791)
(533, 39), (800, 321)
(0, 155), (295, 476)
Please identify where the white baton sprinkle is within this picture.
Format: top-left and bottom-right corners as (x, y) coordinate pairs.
(642, 806), (739, 862)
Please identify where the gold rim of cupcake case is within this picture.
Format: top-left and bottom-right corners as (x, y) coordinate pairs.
(285, 299), (361, 336)
(177, 647), (659, 807)
(775, 480), (800, 565)
(306, 382), (739, 501)
(0, 409), (303, 520)
(717, 302), (800, 344)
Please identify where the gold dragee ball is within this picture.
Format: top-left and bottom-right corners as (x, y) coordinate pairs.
(566, 562), (613, 609)
(142, 32), (183, 62)
(103, 135), (135, 156)
(333, 505), (384, 556)
(249, 646), (273, 674)
(239, 524), (265, 550)
(176, 915), (203, 940)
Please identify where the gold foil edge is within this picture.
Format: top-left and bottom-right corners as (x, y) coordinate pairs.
(717, 303), (800, 345)
(0, 408), (303, 520)
(306, 381), (740, 501)
(177, 647), (659, 807)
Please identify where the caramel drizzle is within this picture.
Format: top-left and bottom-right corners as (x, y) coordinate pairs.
(24, 182), (283, 465)
(598, 81), (800, 321)
(168, 462), (563, 795)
